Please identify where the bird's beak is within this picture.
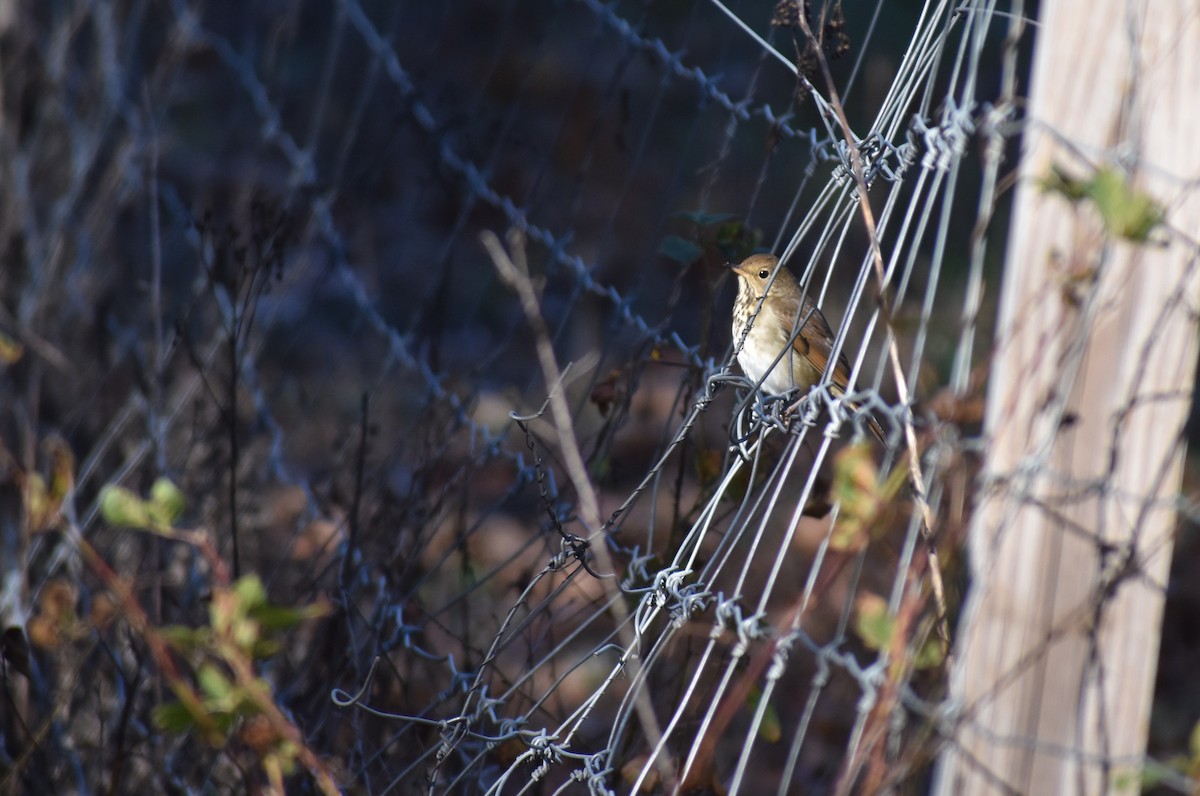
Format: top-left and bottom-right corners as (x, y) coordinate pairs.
(726, 261), (745, 277)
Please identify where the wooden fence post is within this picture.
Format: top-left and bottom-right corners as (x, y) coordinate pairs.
(934, 4), (1200, 794)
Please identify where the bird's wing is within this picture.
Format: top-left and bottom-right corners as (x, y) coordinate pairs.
(779, 297), (885, 441)
(782, 299), (853, 388)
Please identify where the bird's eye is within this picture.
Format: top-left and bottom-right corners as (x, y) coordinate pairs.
(758, 269), (770, 279)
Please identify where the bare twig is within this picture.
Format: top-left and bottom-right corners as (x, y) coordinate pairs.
(480, 228), (676, 791)
(793, 10), (952, 663)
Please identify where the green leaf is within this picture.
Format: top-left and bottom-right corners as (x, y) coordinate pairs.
(713, 220), (745, 245)
(209, 710), (239, 735)
(912, 636), (945, 670)
(233, 575), (268, 609)
(0, 330), (23, 365)
(1087, 166), (1165, 241)
(100, 485), (152, 529)
(232, 616), (262, 651)
(251, 638), (284, 658)
(149, 478), (187, 524)
(198, 663), (234, 703)
(154, 701), (200, 733)
(830, 444), (879, 551)
(746, 686), (782, 743)
(159, 624), (211, 651)
(1042, 164), (1164, 242)
(1127, 760), (1176, 790)
(276, 743), (302, 774)
(1041, 164), (1089, 202)
(250, 600), (331, 633)
(853, 594), (944, 670)
(831, 445), (908, 551)
(853, 594), (893, 652)
(657, 235), (704, 266)
(163, 683), (227, 746)
(672, 210), (737, 227)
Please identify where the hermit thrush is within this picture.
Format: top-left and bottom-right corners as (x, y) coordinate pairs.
(730, 253), (885, 442)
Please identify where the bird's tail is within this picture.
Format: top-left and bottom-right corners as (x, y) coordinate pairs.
(862, 409), (887, 445)
(832, 388), (887, 444)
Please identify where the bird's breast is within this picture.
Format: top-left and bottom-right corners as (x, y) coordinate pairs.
(733, 314), (823, 395)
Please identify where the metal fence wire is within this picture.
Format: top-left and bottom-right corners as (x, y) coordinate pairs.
(3, 0), (1198, 794)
